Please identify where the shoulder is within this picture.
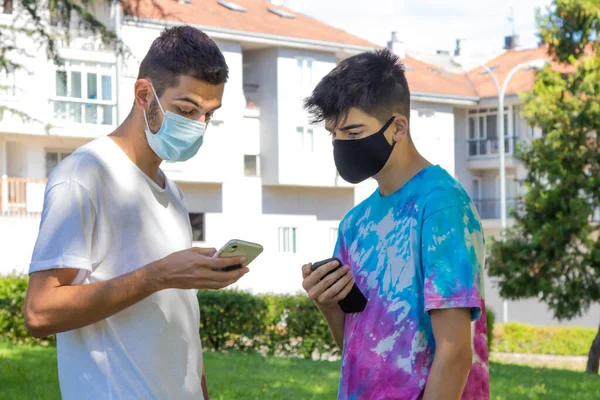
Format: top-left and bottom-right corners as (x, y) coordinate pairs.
(46, 137), (112, 192)
(419, 167), (480, 226)
(338, 187), (378, 237)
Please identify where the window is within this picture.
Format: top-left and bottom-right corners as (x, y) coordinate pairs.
(45, 151), (72, 177)
(53, 61), (116, 126)
(296, 126), (314, 151)
(189, 213), (205, 242)
(2, 0), (13, 14)
(297, 58), (313, 95)
(467, 107), (516, 157)
(244, 155), (259, 177)
(278, 227), (297, 253)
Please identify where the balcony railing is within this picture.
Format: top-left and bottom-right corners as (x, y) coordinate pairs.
(473, 198), (521, 220)
(468, 137), (518, 158)
(0, 177), (47, 215)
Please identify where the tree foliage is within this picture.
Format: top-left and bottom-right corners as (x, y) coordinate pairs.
(487, 0), (600, 373)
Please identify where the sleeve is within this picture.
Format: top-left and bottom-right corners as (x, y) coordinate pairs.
(29, 180), (96, 276)
(421, 205), (485, 320)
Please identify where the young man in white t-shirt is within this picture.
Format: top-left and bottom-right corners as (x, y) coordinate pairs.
(23, 26), (247, 400)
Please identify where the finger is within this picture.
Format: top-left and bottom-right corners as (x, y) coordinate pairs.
(314, 265), (350, 293)
(208, 255), (247, 269)
(317, 272), (352, 303)
(326, 272), (353, 299)
(191, 247), (217, 257)
(333, 276), (356, 302)
(204, 267), (249, 282)
(304, 260), (341, 288)
(302, 263), (312, 279)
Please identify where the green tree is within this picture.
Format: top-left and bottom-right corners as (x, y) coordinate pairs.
(488, 0), (600, 374)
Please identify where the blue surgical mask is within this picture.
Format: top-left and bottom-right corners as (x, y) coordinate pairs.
(144, 83), (207, 162)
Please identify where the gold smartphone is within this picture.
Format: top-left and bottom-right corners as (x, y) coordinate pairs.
(212, 239), (264, 271)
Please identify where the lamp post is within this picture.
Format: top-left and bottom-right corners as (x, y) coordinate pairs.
(478, 59), (548, 323)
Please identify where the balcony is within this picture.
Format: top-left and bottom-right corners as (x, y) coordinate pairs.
(468, 137), (518, 158)
(0, 177), (46, 215)
(474, 198), (521, 220)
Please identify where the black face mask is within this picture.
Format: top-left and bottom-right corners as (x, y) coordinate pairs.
(333, 117), (396, 184)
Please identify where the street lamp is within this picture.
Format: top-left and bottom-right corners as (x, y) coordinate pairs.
(482, 58), (548, 323)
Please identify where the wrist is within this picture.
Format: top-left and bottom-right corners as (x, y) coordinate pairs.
(142, 258), (168, 293)
(316, 302), (341, 316)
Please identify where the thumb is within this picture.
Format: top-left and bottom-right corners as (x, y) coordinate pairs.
(302, 263), (312, 279)
(190, 247), (217, 257)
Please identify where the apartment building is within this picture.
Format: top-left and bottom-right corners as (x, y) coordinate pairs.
(0, 0), (597, 326)
(0, 0), (379, 295)
(386, 36), (599, 327)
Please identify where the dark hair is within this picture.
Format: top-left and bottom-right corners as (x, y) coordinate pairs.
(304, 48), (410, 128)
(137, 26), (229, 97)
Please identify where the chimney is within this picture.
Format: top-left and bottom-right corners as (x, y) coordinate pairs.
(387, 31), (405, 59)
(504, 34), (520, 50)
(454, 39), (464, 56)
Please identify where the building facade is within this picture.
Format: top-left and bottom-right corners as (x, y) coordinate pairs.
(0, 0), (597, 327)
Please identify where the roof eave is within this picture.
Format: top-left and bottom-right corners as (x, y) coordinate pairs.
(411, 91), (479, 106)
(123, 17), (378, 54)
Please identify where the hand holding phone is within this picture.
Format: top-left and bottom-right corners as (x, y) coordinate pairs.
(305, 257), (367, 314)
(212, 239), (263, 271)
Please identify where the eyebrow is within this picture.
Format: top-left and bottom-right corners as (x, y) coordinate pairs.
(339, 123), (365, 131)
(173, 96), (201, 108)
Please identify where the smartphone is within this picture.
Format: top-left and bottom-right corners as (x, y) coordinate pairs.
(310, 257), (367, 314)
(212, 239), (264, 271)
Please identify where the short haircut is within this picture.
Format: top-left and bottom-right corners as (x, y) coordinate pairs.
(137, 26), (229, 97)
(304, 48), (410, 129)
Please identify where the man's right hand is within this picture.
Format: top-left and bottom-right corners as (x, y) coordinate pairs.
(301, 260), (355, 309)
(151, 247), (249, 291)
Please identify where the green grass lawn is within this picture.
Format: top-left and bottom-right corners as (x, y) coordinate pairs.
(1, 342), (599, 400)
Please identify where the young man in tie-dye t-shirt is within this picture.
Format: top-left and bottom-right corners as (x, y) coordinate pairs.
(301, 48), (489, 400)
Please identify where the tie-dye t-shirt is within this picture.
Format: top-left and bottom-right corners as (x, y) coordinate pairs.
(333, 165), (489, 400)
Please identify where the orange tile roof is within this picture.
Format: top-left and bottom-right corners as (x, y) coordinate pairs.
(466, 46), (554, 98)
(124, 0), (378, 48)
(402, 55), (477, 98)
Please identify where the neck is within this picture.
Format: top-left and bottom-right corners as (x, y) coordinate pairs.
(108, 111), (163, 184)
(374, 139), (432, 196)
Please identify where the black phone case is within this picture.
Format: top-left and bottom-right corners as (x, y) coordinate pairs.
(311, 257), (367, 314)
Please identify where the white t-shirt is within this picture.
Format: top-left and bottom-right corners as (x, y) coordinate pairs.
(29, 135), (204, 400)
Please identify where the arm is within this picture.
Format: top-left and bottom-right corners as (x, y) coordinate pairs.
(423, 308), (473, 400)
(316, 303), (346, 349)
(201, 362), (209, 400)
(24, 180), (248, 338)
(25, 249), (248, 338)
(420, 205), (487, 398)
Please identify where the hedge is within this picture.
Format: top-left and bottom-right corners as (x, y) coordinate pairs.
(486, 308), (495, 351)
(493, 322), (597, 356)
(0, 274), (596, 358)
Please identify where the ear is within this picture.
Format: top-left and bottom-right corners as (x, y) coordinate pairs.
(391, 115), (409, 142)
(134, 79), (153, 111)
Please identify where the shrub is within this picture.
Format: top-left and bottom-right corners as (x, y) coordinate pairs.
(486, 307), (495, 351)
(0, 274), (55, 344)
(494, 322), (597, 356)
(261, 294), (337, 359)
(197, 289), (269, 352)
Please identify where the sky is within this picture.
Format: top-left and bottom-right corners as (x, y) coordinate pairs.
(295, 0), (553, 57)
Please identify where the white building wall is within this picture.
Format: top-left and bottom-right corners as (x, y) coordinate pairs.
(410, 102), (456, 177)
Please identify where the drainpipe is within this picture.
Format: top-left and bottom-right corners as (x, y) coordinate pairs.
(1, 140), (7, 213)
(114, 0), (122, 125)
